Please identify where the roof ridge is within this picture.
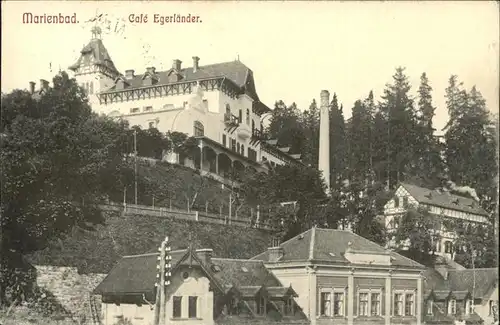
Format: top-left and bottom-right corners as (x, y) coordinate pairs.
(212, 258), (264, 263)
(448, 268), (498, 272)
(279, 228), (314, 247)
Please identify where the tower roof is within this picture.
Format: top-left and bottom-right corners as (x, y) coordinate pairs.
(68, 32), (120, 77)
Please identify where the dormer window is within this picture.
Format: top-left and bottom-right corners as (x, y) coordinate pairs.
(130, 107), (140, 113)
(427, 299), (433, 315)
(448, 298), (456, 315)
(284, 297), (294, 315)
(256, 296), (266, 315)
(466, 299), (474, 315)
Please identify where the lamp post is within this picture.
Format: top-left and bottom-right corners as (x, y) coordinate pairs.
(154, 236), (171, 325)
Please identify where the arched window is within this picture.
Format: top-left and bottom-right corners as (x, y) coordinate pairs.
(246, 109), (250, 125)
(226, 104), (231, 116)
(238, 109), (242, 123)
(241, 144), (245, 156)
(260, 123), (263, 134)
(194, 121), (204, 137)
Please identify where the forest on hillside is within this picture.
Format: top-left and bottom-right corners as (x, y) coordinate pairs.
(1, 68), (498, 307)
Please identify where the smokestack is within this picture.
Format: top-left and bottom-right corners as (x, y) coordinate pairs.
(172, 59), (182, 71)
(192, 56), (200, 73)
(319, 90), (330, 194)
(29, 81), (35, 94)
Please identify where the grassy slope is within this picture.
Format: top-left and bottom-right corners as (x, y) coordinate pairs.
(28, 212), (272, 274)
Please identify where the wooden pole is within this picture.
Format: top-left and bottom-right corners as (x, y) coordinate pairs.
(153, 236), (171, 325)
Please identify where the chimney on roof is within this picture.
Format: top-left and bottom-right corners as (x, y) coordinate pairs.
(435, 258), (450, 280)
(29, 81), (35, 94)
(172, 59), (182, 71)
(192, 56), (200, 73)
(40, 79), (49, 91)
(146, 67), (156, 75)
(268, 237), (283, 262)
(125, 69), (135, 79)
(196, 248), (212, 265)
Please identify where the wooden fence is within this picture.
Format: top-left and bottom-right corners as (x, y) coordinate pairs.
(99, 202), (276, 231)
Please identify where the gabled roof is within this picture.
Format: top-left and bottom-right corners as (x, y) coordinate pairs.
(424, 267), (498, 301)
(69, 38), (120, 76)
(399, 183), (489, 217)
(101, 60), (262, 103)
(266, 286), (298, 298)
(94, 249), (288, 297)
(251, 227), (424, 269)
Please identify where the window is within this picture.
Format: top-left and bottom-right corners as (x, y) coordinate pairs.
(248, 149), (257, 161)
(222, 134), (227, 147)
(320, 292), (332, 316)
(231, 139), (236, 151)
(394, 197), (400, 208)
(489, 300), (497, 316)
(444, 241), (453, 254)
(427, 299), (433, 315)
(241, 144), (245, 156)
(246, 109), (250, 125)
(226, 104), (231, 116)
(194, 121), (204, 137)
(436, 240), (442, 252)
(333, 292), (344, 316)
(188, 296), (198, 318)
(260, 123), (263, 134)
(228, 297), (239, 315)
(403, 196), (409, 208)
(173, 296), (182, 318)
(237, 143), (240, 153)
(371, 293), (381, 316)
(448, 298), (456, 315)
(466, 299), (474, 315)
(394, 293), (404, 316)
(359, 292), (369, 316)
(238, 109), (242, 123)
(256, 296), (266, 315)
(405, 293), (414, 316)
(252, 120), (255, 134)
(284, 297), (294, 315)
(130, 107), (139, 113)
(144, 106), (153, 112)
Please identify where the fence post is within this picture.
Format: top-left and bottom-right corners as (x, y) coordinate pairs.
(195, 211), (199, 221)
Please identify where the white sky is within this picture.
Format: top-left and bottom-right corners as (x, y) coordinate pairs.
(2, 1), (498, 131)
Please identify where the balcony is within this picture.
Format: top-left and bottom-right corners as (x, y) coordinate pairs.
(251, 129), (267, 140)
(224, 113), (239, 127)
(237, 123), (251, 140)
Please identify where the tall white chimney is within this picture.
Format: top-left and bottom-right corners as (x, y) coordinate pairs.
(319, 90), (330, 194)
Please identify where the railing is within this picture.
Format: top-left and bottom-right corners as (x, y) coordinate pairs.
(224, 113), (240, 126)
(99, 202), (275, 231)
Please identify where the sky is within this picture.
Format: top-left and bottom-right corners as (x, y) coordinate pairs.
(2, 1), (499, 132)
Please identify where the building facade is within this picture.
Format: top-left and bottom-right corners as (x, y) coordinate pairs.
(383, 183), (490, 259)
(423, 262), (498, 325)
(65, 28), (301, 182)
(251, 227), (426, 325)
(94, 247), (309, 325)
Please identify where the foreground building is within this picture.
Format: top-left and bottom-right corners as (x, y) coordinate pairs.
(63, 27), (301, 182)
(383, 183), (490, 259)
(423, 258), (498, 325)
(251, 227), (426, 325)
(94, 246), (309, 325)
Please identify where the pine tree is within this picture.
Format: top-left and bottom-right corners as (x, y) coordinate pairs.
(378, 67), (418, 188)
(300, 99), (320, 167)
(329, 94), (347, 190)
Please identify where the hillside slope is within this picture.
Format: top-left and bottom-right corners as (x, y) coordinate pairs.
(27, 211), (273, 274)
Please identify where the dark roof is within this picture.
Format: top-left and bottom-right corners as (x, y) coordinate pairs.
(94, 250), (288, 296)
(447, 268), (498, 298)
(399, 183), (489, 217)
(424, 267), (498, 301)
(251, 227), (424, 269)
(101, 60), (261, 101)
(69, 38), (120, 75)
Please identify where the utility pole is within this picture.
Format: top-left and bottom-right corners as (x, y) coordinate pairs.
(134, 129), (138, 205)
(154, 236), (171, 325)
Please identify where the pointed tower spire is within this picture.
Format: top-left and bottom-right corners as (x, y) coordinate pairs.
(91, 26), (102, 39)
